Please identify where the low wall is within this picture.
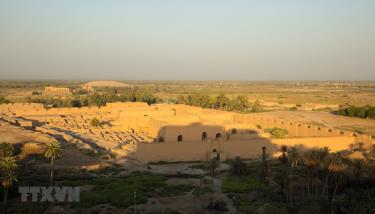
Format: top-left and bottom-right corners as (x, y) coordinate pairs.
(135, 141), (218, 162)
(233, 114), (373, 149)
(134, 136), (357, 162)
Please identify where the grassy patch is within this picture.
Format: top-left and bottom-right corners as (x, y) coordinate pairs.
(74, 172), (167, 208)
(157, 183), (193, 197)
(192, 186), (213, 196)
(222, 175), (264, 193)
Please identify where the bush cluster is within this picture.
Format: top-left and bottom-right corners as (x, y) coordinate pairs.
(337, 105), (375, 119)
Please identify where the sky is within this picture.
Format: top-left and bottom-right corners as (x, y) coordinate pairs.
(0, 0), (374, 81)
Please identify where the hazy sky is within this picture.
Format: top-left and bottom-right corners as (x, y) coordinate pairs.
(0, 1), (374, 81)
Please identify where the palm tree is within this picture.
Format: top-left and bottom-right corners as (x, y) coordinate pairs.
(303, 150), (320, 197)
(0, 157), (17, 214)
(352, 159), (364, 187)
(279, 145), (289, 164)
(278, 146), (289, 196)
(329, 154), (347, 200)
(44, 142), (62, 185)
(229, 156), (247, 176)
(258, 146), (270, 184)
(207, 158), (220, 178)
(288, 147), (300, 168)
(0, 143), (14, 158)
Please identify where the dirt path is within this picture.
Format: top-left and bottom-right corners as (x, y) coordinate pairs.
(213, 178), (237, 213)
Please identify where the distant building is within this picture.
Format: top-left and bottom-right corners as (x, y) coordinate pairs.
(44, 87), (71, 94)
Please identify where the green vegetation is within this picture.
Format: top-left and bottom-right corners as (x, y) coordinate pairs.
(224, 146), (375, 213)
(90, 117), (101, 127)
(157, 183), (193, 196)
(270, 127), (288, 138)
(0, 143), (14, 158)
(0, 96), (10, 104)
(176, 94), (263, 113)
(27, 90), (161, 108)
(77, 173), (167, 208)
(264, 127), (289, 138)
(228, 156), (249, 175)
(0, 143), (17, 214)
(337, 105), (375, 119)
(44, 142), (62, 185)
(192, 185), (213, 196)
(31, 91), (41, 95)
(222, 175), (265, 193)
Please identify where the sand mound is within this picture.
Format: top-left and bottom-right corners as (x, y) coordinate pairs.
(81, 80), (131, 90)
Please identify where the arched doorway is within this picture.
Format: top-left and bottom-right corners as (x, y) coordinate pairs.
(177, 135), (183, 142)
(202, 132), (207, 141)
(216, 133), (222, 139)
(212, 149), (220, 160)
(232, 128), (237, 134)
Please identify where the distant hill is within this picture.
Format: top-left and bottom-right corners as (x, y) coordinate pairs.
(81, 81), (131, 91)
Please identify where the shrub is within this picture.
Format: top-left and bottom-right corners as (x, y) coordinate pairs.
(31, 91), (41, 95)
(0, 96), (10, 104)
(270, 128), (288, 138)
(368, 107), (375, 119)
(222, 175), (264, 193)
(90, 117), (101, 127)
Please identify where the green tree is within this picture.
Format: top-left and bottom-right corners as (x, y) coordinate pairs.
(0, 96), (10, 104)
(229, 156), (247, 176)
(44, 142), (62, 185)
(251, 100), (263, 112)
(232, 95), (250, 112)
(207, 158), (220, 178)
(176, 95), (186, 104)
(0, 157), (17, 214)
(0, 143), (14, 158)
(303, 150), (320, 197)
(215, 94), (230, 110)
(271, 128), (288, 138)
(259, 146), (270, 184)
(278, 145), (289, 196)
(288, 147), (300, 168)
(356, 106), (368, 118)
(367, 107), (375, 119)
(345, 106), (357, 117)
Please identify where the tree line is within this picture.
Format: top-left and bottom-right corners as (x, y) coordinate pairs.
(223, 145), (375, 213)
(172, 94), (263, 113)
(28, 91), (161, 108)
(337, 105), (375, 119)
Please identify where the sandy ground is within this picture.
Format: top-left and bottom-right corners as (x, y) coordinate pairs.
(0, 120), (105, 169)
(0, 121), (55, 144)
(254, 110), (375, 135)
(53, 147), (107, 169)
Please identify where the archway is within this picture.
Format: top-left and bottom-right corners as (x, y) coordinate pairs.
(202, 132), (207, 141)
(216, 133), (222, 139)
(232, 128), (237, 134)
(177, 135), (183, 142)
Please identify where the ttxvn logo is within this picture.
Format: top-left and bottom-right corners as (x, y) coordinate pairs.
(19, 186), (80, 202)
